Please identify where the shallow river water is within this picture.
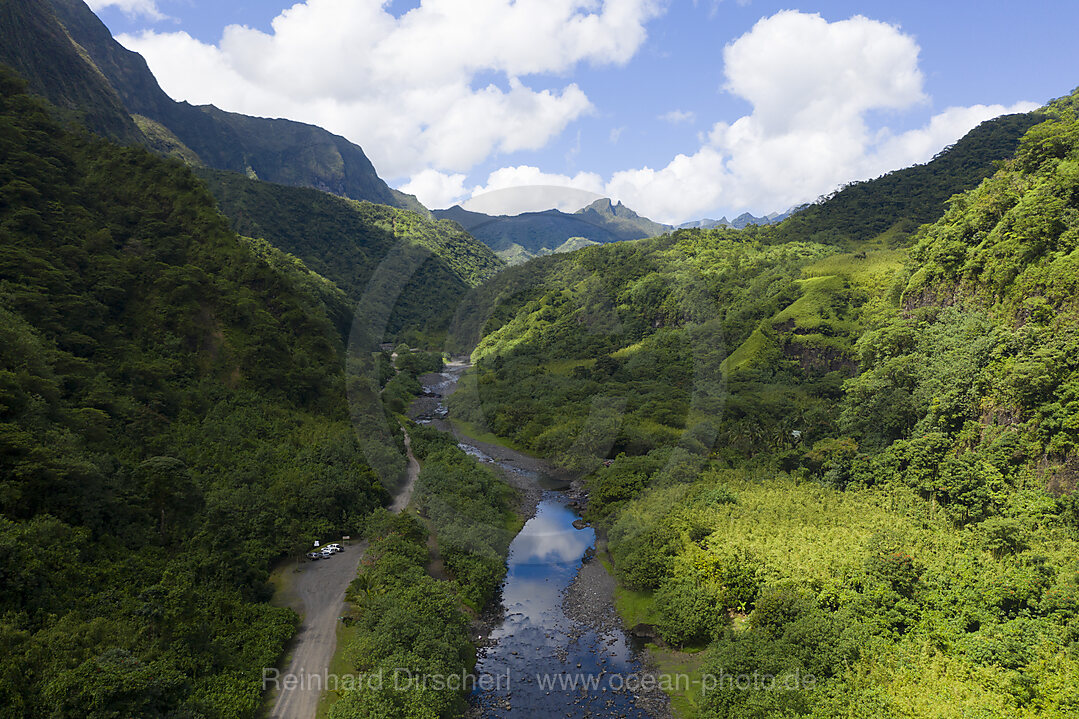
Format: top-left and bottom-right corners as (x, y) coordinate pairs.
(471, 496), (653, 718)
(413, 363), (661, 718)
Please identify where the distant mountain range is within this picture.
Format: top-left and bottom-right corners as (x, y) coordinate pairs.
(6, 0), (1027, 271)
(435, 197), (811, 262)
(0, 0), (814, 263)
(435, 198), (669, 262)
(677, 206), (806, 230)
(0, 0), (425, 213)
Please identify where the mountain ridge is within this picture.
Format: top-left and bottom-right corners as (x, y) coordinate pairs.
(0, 0), (141, 142)
(196, 168), (503, 337)
(10, 0), (426, 211)
(433, 196), (670, 261)
(677, 206), (805, 231)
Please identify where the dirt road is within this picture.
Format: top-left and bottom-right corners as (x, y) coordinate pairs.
(267, 540), (367, 719)
(391, 428), (420, 513)
(267, 429), (421, 719)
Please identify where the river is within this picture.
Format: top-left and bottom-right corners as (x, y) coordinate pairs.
(411, 361), (669, 718)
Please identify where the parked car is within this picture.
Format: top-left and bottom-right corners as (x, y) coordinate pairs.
(325, 543), (343, 552)
(305, 552), (322, 561)
(319, 547), (336, 557)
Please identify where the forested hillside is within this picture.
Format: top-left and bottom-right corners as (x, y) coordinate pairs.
(0, 0), (141, 142)
(1, 0), (504, 341)
(4, 1), (1077, 716)
(450, 90), (1079, 717)
(0, 67), (394, 717)
(770, 111), (1042, 246)
(199, 168), (503, 339)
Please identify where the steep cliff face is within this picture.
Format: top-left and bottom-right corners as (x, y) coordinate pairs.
(6, 0), (423, 210)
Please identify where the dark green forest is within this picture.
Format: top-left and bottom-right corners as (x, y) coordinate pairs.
(449, 91), (1079, 718)
(0, 67), (413, 717)
(0, 50), (525, 717)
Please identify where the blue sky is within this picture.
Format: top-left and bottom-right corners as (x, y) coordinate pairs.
(89, 0), (1077, 222)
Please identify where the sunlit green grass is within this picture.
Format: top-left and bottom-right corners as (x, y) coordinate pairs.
(802, 248), (906, 282)
(649, 648), (708, 719)
(720, 328), (768, 373)
(542, 357), (595, 375)
(314, 619), (360, 719)
(446, 416), (529, 453)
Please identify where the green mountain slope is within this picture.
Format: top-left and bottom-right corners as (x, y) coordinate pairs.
(450, 232), (836, 466)
(447, 109), (1048, 456)
(0, 67), (390, 717)
(0, 0), (141, 142)
(881, 89), (1079, 482)
(451, 99), (1064, 477)
(197, 168), (503, 338)
(688, 109), (1046, 379)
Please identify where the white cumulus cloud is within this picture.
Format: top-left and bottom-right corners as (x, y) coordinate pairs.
(466, 166), (605, 213)
(474, 166), (605, 198)
(399, 170), (469, 211)
(117, 0), (664, 179)
(404, 166), (605, 212)
(590, 11), (1039, 223)
(659, 109), (697, 124)
(87, 0), (166, 21)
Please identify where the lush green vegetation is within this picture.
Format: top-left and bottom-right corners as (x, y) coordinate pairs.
(409, 424), (517, 609)
(5, 5), (1078, 716)
(0, 68), (401, 717)
(331, 511), (475, 719)
(493, 235), (602, 266)
(449, 89), (1079, 717)
(380, 349), (444, 415)
(449, 233), (843, 474)
(199, 169), (503, 339)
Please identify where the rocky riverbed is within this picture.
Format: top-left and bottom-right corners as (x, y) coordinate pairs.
(409, 360), (671, 718)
